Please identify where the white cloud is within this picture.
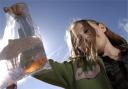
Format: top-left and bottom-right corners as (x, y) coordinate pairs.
(120, 19), (128, 33)
(119, 19), (128, 41)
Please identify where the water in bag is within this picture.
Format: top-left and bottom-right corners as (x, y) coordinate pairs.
(0, 3), (48, 89)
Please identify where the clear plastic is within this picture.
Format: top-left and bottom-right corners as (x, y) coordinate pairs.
(0, 3), (49, 89)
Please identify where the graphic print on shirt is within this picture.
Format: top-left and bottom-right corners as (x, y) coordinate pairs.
(75, 64), (101, 80)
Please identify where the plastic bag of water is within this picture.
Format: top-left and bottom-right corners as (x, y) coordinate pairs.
(0, 3), (50, 89)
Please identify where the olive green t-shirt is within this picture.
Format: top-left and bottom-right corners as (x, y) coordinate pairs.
(33, 58), (112, 89)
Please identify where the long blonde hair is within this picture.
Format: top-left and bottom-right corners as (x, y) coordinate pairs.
(66, 19), (127, 64)
(67, 20), (98, 65)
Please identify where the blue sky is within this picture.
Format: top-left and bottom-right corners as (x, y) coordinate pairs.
(0, 0), (128, 89)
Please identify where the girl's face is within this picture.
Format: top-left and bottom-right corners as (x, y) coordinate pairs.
(71, 21), (107, 54)
(88, 22), (107, 53)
